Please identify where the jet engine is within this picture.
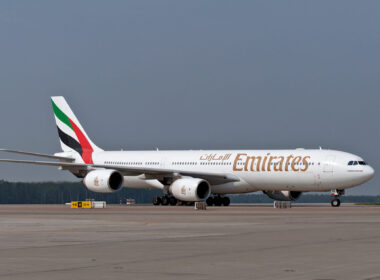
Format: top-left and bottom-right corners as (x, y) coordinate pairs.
(263, 191), (302, 201)
(169, 178), (211, 202)
(83, 169), (124, 193)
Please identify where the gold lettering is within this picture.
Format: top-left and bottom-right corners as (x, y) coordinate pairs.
(233, 153), (246, 171)
(244, 156), (262, 171)
(285, 155), (294, 171)
(274, 156), (284, 172)
(244, 157), (250, 171)
(233, 153), (311, 172)
(261, 153), (270, 171)
(201, 153), (233, 162)
(301, 156), (311, 171)
(254, 156), (262, 172)
(291, 156), (302, 171)
(267, 156), (277, 172)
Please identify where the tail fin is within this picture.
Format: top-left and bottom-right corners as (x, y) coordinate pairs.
(51, 96), (103, 164)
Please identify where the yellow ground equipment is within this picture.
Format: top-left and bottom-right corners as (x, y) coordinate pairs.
(70, 201), (93, 208)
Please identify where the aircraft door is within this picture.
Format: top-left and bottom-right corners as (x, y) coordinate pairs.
(160, 157), (166, 169)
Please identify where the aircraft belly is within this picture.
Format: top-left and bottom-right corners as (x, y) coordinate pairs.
(123, 176), (164, 189)
(240, 171), (317, 192)
(211, 180), (254, 194)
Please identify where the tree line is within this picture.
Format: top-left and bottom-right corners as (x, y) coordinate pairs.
(0, 180), (379, 204)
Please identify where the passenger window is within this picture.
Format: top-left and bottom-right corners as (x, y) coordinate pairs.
(353, 161), (358, 165)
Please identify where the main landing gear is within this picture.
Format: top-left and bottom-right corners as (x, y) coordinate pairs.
(330, 189), (344, 207)
(153, 196), (177, 206)
(206, 195), (230, 207)
(152, 195), (231, 206)
(152, 196), (194, 206)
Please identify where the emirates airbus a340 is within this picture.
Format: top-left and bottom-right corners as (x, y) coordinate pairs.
(0, 97), (375, 207)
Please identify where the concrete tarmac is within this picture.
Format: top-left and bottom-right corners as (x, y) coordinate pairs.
(0, 204), (380, 280)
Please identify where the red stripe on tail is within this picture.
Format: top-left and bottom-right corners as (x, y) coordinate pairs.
(68, 119), (94, 164)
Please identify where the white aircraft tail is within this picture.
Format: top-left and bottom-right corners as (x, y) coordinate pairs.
(51, 96), (103, 164)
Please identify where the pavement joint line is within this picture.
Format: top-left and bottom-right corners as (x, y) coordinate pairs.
(0, 227), (75, 235)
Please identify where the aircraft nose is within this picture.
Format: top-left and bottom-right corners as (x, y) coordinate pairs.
(366, 166), (375, 180)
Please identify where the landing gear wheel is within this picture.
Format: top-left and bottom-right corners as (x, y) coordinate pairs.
(331, 198), (341, 207)
(161, 196), (169, 206)
(169, 197), (177, 206)
(206, 197), (214, 206)
(153, 196), (161, 206)
(222, 196), (230, 206)
(214, 196), (222, 206)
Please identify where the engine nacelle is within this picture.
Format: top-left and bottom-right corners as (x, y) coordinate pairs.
(170, 178), (211, 202)
(263, 191), (302, 201)
(83, 169), (124, 193)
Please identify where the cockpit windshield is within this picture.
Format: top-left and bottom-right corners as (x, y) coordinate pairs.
(348, 161), (367, 166)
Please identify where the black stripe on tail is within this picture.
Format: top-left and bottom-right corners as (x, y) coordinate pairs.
(57, 126), (83, 155)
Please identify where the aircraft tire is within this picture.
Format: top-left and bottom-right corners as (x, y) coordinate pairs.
(331, 198), (341, 207)
(214, 196), (222, 206)
(152, 196), (161, 206)
(206, 197), (214, 206)
(169, 197), (177, 206)
(222, 196), (230, 206)
(161, 196), (170, 206)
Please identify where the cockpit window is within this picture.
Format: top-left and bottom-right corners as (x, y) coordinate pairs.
(348, 160), (366, 166)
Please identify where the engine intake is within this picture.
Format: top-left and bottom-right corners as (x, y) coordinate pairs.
(170, 178), (211, 202)
(263, 191), (302, 201)
(83, 169), (124, 193)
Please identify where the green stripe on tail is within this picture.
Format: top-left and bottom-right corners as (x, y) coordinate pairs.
(51, 100), (73, 130)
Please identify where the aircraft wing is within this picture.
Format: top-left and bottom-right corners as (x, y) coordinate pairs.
(0, 159), (240, 185)
(0, 149), (74, 162)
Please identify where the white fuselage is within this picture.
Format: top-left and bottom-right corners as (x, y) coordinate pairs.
(89, 149), (374, 194)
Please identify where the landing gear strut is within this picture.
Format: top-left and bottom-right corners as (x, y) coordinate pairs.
(330, 190), (344, 207)
(206, 195), (230, 207)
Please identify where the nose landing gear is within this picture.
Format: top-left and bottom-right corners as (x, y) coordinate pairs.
(331, 198), (341, 207)
(330, 190), (344, 207)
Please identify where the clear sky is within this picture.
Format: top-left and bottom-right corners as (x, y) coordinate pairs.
(0, 1), (379, 195)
